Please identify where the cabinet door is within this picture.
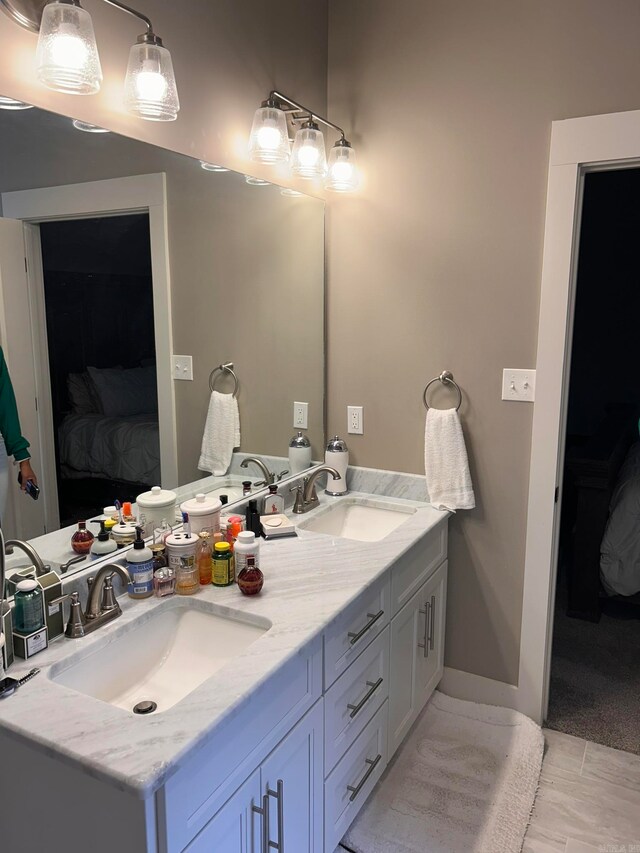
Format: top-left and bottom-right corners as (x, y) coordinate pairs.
(388, 561), (447, 757)
(183, 769), (261, 853)
(261, 700), (324, 852)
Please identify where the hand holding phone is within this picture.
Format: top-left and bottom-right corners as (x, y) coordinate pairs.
(17, 472), (40, 501)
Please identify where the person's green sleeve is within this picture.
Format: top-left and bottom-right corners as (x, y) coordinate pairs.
(0, 346), (30, 462)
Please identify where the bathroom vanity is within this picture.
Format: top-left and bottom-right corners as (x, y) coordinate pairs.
(0, 492), (448, 853)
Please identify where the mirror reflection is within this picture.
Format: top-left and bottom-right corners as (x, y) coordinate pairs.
(0, 100), (324, 575)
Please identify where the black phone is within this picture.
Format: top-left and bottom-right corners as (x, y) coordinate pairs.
(17, 472), (40, 501)
(0, 676), (20, 699)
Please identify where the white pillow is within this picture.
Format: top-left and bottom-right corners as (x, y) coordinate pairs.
(86, 365), (158, 417)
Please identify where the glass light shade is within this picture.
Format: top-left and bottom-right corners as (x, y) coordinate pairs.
(324, 142), (359, 192)
(200, 161), (228, 172)
(244, 175), (270, 186)
(0, 97), (33, 110)
(72, 119), (109, 132)
(248, 105), (290, 164)
(290, 123), (327, 180)
(36, 1), (102, 95)
(124, 41), (179, 121)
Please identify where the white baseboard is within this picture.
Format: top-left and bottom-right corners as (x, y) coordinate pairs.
(440, 667), (521, 712)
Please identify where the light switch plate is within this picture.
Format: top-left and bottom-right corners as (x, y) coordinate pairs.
(502, 368), (536, 402)
(172, 355), (193, 381)
(348, 405), (364, 434)
(294, 402), (308, 429)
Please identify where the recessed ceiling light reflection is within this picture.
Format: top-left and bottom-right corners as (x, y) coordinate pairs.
(200, 161), (228, 172)
(280, 188), (303, 197)
(244, 176), (270, 186)
(72, 120), (110, 133)
(0, 97), (34, 110)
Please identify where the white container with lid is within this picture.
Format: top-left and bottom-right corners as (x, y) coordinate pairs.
(136, 486), (178, 537)
(324, 435), (349, 495)
(111, 522), (137, 548)
(234, 530), (260, 575)
(289, 430), (312, 475)
(179, 493), (222, 535)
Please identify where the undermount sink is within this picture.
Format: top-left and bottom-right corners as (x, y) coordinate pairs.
(296, 497), (416, 542)
(206, 480), (244, 502)
(50, 601), (270, 714)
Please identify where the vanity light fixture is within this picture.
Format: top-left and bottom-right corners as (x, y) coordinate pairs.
(2, 0), (178, 120)
(0, 96), (34, 109)
(200, 161), (229, 172)
(249, 90), (359, 192)
(72, 118), (109, 132)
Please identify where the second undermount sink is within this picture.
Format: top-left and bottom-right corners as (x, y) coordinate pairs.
(50, 601), (270, 714)
(296, 497), (416, 542)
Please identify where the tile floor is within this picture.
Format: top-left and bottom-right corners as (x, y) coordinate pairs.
(524, 728), (640, 853)
(337, 728), (640, 853)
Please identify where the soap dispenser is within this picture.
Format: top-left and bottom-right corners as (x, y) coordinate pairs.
(90, 520), (118, 559)
(288, 430), (312, 474)
(324, 435), (349, 495)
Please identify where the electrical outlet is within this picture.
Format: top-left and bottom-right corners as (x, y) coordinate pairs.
(348, 405), (364, 434)
(501, 368), (536, 402)
(293, 401), (308, 429)
(172, 355), (193, 381)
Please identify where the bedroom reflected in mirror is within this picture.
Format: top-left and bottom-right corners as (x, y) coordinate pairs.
(0, 98), (324, 558)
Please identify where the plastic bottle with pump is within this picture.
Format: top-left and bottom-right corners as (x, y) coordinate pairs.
(90, 520), (118, 559)
(126, 527), (154, 599)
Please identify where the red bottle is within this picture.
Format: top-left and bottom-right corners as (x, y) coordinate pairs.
(71, 520), (94, 554)
(237, 555), (264, 596)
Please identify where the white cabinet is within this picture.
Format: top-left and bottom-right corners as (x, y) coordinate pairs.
(187, 700), (324, 853)
(388, 560), (447, 757)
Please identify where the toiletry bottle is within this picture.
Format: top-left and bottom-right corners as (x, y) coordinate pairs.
(289, 430), (312, 474)
(71, 521), (94, 555)
(324, 435), (349, 495)
(234, 530), (260, 576)
(122, 501), (136, 524)
(13, 580), (45, 633)
(263, 484), (284, 515)
(90, 520), (118, 559)
(197, 531), (213, 585)
(242, 480), (252, 496)
(212, 541), (234, 587)
(237, 556), (264, 596)
(245, 499), (263, 537)
(126, 527), (154, 599)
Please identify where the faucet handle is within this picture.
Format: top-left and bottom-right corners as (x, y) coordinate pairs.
(289, 483), (305, 514)
(100, 573), (122, 614)
(277, 470), (289, 481)
(49, 591), (86, 639)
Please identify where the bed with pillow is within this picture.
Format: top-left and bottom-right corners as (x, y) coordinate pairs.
(59, 365), (160, 486)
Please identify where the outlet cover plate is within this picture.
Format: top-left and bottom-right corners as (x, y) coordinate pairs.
(294, 402), (308, 429)
(348, 405), (364, 434)
(172, 355), (193, 381)
(502, 368), (536, 402)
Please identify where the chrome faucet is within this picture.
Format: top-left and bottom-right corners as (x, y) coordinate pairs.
(291, 466), (341, 513)
(4, 539), (48, 577)
(50, 563), (132, 639)
(240, 456), (288, 486)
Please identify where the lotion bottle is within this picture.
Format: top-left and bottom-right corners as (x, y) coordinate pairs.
(90, 520), (117, 559)
(126, 527), (154, 599)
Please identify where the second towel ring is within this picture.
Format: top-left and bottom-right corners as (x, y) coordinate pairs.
(423, 370), (462, 411)
(209, 362), (239, 397)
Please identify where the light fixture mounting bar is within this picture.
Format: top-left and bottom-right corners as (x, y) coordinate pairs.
(101, 0), (153, 35)
(270, 89), (346, 140)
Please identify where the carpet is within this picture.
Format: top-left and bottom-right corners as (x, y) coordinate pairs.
(341, 691), (544, 853)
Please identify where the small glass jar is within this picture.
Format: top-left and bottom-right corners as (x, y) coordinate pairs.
(153, 567), (176, 598)
(14, 579), (45, 633)
(71, 520), (94, 554)
(149, 542), (168, 571)
(175, 563), (199, 595)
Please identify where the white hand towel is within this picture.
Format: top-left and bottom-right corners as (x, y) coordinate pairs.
(198, 391), (241, 476)
(424, 407), (475, 511)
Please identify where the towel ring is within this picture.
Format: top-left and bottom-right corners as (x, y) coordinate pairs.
(208, 362), (239, 397)
(423, 370), (462, 412)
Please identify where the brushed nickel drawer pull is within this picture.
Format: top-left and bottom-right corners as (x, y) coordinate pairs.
(252, 793), (270, 853)
(348, 610), (384, 646)
(347, 677), (384, 719)
(428, 594), (436, 650)
(266, 779), (284, 851)
(346, 753), (382, 802)
(417, 600), (430, 659)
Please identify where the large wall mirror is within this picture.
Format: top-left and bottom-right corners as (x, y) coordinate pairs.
(0, 99), (325, 562)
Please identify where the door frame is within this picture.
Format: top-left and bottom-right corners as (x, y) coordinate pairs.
(518, 108), (640, 723)
(1, 173), (179, 493)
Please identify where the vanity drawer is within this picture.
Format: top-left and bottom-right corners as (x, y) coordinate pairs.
(158, 637), (322, 853)
(324, 626), (389, 773)
(391, 520), (447, 616)
(324, 700), (388, 853)
(324, 575), (390, 688)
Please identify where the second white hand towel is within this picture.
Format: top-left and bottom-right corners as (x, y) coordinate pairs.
(425, 407), (475, 511)
(198, 390), (241, 476)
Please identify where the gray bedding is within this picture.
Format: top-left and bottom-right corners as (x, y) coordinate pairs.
(600, 441), (640, 596)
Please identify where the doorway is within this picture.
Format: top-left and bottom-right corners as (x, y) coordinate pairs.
(546, 167), (640, 753)
(38, 213), (158, 526)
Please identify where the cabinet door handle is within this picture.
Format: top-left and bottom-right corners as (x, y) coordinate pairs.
(347, 677), (384, 719)
(346, 754), (382, 802)
(266, 779), (284, 851)
(252, 792), (270, 853)
(348, 610), (384, 646)
(428, 594), (436, 650)
(417, 600), (430, 658)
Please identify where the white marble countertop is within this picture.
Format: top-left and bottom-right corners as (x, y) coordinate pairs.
(0, 490), (448, 800)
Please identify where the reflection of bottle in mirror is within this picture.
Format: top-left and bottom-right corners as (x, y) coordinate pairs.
(289, 430), (312, 474)
(71, 521), (94, 554)
(263, 484), (284, 515)
(325, 435), (349, 495)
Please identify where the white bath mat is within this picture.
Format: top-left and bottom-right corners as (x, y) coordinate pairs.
(341, 690), (544, 853)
